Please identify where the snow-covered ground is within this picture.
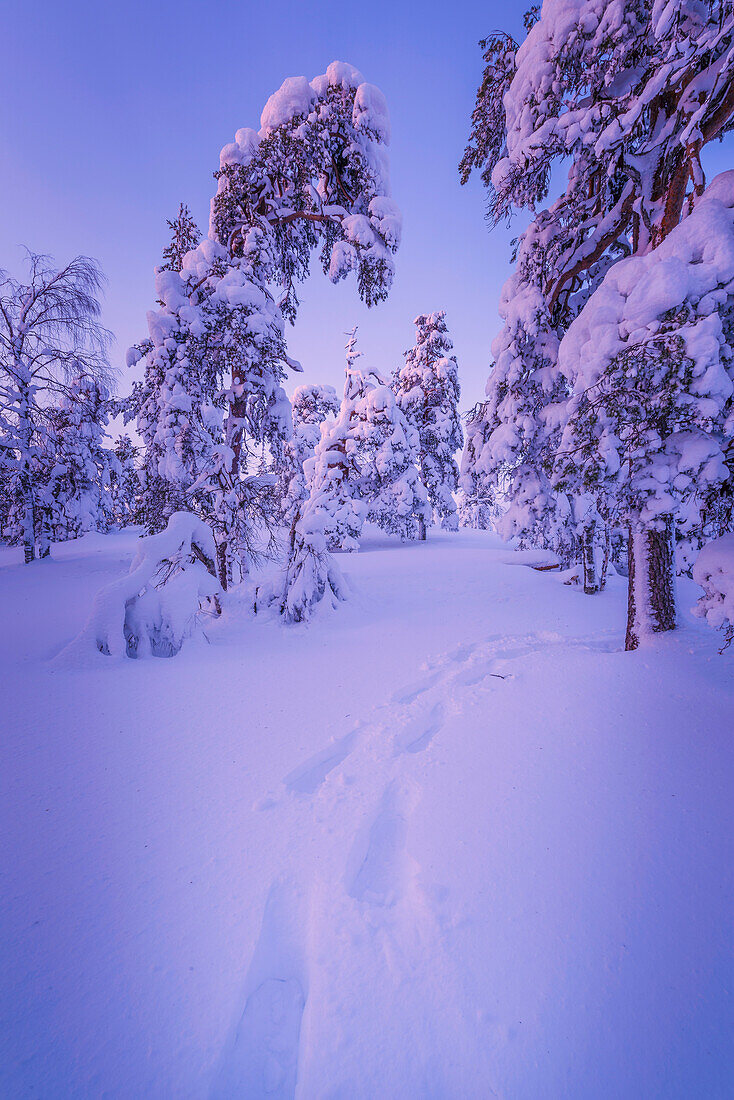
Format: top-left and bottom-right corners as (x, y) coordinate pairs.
(1, 529), (732, 1098)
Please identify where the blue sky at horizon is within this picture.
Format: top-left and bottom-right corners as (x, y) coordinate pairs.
(3, 0), (530, 412)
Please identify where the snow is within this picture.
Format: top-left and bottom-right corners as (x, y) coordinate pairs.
(260, 76), (318, 135)
(1, 527), (732, 1097)
(693, 531), (734, 631)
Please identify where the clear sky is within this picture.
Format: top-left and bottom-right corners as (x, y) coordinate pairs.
(3, 0), (532, 412)
(4, 1), (733, 415)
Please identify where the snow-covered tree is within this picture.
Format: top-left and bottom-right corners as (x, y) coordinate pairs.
(354, 376), (430, 541)
(332, 327), (429, 544)
(43, 372), (115, 543)
(276, 322), (427, 620)
(274, 382), (340, 524)
(291, 330), (370, 556)
(457, 487), (494, 531)
(0, 252), (112, 562)
(393, 311), (462, 536)
(555, 173), (734, 647)
(293, 384), (340, 458)
(460, 1), (734, 644)
(109, 434), (142, 528)
(459, 217), (579, 565)
(127, 62), (400, 590)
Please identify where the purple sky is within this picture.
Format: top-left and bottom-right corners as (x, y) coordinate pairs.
(3, 0), (530, 412)
(4, 1), (733, 415)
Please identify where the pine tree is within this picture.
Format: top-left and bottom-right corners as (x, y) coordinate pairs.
(275, 323), (428, 621)
(43, 373), (115, 544)
(459, 218), (577, 564)
(332, 327), (429, 544)
(555, 175), (734, 645)
(109, 434), (142, 527)
(393, 311), (462, 536)
(275, 383), (340, 525)
(460, 1), (734, 646)
(127, 63), (401, 590)
(354, 378), (429, 542)
(296, 331), (369, 554)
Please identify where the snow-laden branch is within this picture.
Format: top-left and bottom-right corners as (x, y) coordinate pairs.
(58, 512), (221, 661)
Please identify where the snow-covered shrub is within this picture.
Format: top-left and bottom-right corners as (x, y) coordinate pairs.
(692, 534), (734, 651)
(274, 510), (349, 624)
(66, 512), (221, 659)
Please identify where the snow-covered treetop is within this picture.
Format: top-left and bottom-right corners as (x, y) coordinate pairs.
(161, 204), (201, 273)
(211, 61), (400, 315)
(461, 1), (734, 311)
(292, 383), (340, 429)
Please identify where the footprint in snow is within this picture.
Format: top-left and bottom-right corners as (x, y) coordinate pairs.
(283, 727), (359, 796)
(211, 879), (307, 1099)
(346, 783), (412, 908)
(390, 669), (442, 705)
(393, 702), (445, 755)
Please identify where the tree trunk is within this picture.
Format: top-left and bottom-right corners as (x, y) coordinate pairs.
(18, 390), (36, 563)
(625, 520), (676, 650)
(216, 541), (228, 591)
(599, 524), (611, 591)
(582, 523), (599, 595)
(417, 516), (427, 541)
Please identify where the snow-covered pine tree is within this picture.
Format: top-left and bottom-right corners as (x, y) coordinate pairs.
(275, 321), (427, 621)
(43, 372), (115, 545)
(353, 377), (430, 542)
(265, 361), (366, 622)
(393, 311), (462, 536)
(329, 326), (429, 543)
(291, 329), (369, 555)
(292, 384), (340, 482)
(129, 62), (400, 590)
(460, 0), (734, 644)
(109, 434), (142, 528)
(275, 382), (340, 525)
(555, 173), (734, 647)
(458, 403), (500, 531)
(161, 204), (201, 273)
(0, 252), (112, 562)
(459, 217), (577, 565)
